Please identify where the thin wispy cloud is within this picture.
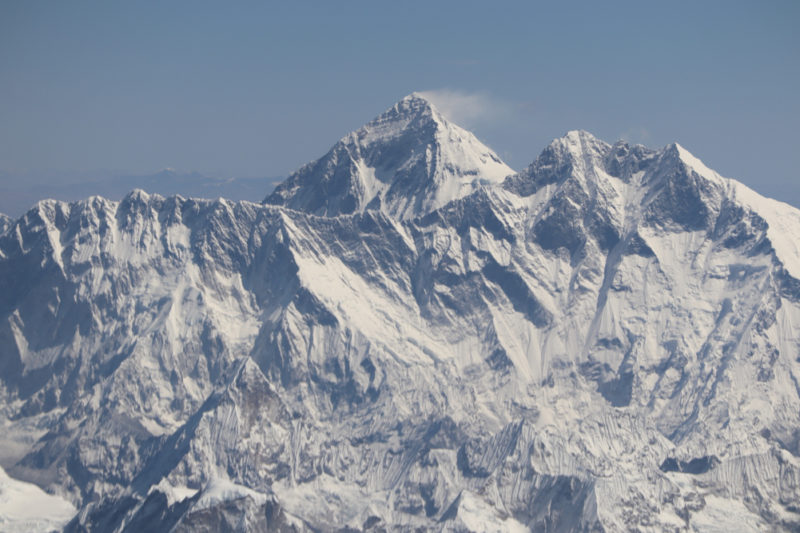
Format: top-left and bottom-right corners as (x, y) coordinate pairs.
(619, 127), (652, 145)
(417, 89), (510, 128)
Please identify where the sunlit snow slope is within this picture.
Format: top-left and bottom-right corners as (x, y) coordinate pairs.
(264, 93), (513, 220)
(0, 465), (75, 532)
(0, 96), (799, 531)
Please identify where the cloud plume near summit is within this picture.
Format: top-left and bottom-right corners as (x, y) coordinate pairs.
(416, 89), (509, 128)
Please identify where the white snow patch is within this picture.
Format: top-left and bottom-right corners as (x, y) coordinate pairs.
(153, 478), (199, 506)
(454, 491), (528, 533)
(0, 465), (76, 532)
(192, 477), (267, 512)
(273, 475), (390, 529)
(688, 494), (764, 532)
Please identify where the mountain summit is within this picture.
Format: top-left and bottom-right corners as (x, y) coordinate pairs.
(264, 93), (513, 220)
(1, 100), (800, 531)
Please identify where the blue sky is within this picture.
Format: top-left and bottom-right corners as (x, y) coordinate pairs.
(1, 1), (798, 211)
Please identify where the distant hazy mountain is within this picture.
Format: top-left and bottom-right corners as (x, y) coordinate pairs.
(1, 95), (799, 531)
(0, 213), (11, 236)
(0, 169), (280, 218)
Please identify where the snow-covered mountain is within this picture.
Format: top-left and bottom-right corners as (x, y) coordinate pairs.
(264, 93), (513, 220)
(1, 96), (800, 531)
(0, 169), (280, 219)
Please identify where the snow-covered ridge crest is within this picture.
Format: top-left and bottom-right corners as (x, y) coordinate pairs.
(663, 143), (800, 279)
(502, 129), (800, 280)
(264, 93), (514, 220)
(3, 116), (800, 530)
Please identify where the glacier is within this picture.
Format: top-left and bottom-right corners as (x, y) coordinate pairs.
(0, 94), (799, 531)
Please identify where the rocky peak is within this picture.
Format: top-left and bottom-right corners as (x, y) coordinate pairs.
(263, 93), (513, 220)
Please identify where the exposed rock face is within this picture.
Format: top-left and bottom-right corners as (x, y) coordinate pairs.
(1, 96), (800, 531)
(264, 93), (513, 221)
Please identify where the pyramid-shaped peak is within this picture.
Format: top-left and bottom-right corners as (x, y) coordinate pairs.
(664, 142), (703, 167)
(354, 93), (448, 142)
(658, 142), (725, 187)
(264, 93), (513, 220)
(397, 92), (439, 112)
(377, 93), (442, 121)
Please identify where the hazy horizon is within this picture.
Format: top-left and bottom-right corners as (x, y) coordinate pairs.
(1, 1), (798, 215)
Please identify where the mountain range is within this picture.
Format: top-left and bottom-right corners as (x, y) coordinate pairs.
(0, 93), (799, 531)
(0, 170), (280, 219)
